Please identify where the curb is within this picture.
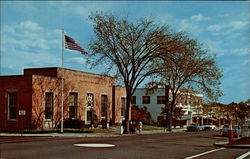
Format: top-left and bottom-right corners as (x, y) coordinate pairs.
(0, 129), (185, 138)
(0, 133), (127, 138)
(214, 142), (250, 149)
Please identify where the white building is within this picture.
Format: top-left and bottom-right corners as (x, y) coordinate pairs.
(132, 88), (203, 126)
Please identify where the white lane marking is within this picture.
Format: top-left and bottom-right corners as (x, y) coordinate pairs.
(184, 148), (226, 159)
(74, 143), (115, 148)
(236, 151), (250, 159)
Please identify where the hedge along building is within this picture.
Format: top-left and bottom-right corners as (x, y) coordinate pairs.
(0, 67), (127, 131)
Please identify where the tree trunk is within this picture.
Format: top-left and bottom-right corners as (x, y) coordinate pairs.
(165, 85), (170, 132)
(124, 94), (131, 134)
(168, 99), (175, 132)
(124, 119), (130, 134)
(168, 116), (172, 132)
(168, 104), (173, 132)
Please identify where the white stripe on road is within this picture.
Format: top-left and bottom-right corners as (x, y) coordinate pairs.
(236, 151), (250, 159)
(184, 148), (225, 159)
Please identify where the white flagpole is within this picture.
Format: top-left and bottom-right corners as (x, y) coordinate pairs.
(61, 29), (64, 133)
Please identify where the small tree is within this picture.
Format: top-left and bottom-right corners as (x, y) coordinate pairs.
(227, 102), (250, 124)
(161, 106), (184, 128)
(161, 107), (184, 120)
(131, 105), (144, 122)
(131, 105), (153, 125)
(245, 99), (250, 119)
(147, 35), (223, 131)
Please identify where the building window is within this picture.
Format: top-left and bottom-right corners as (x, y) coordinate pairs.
(189, 96), (193, 105)
(157, 96), (165, 104)
(45, 92), (53, 120)
(142, 96), (150, 104)
(198, 98), (202, 105)
(121, 97), (126, 116)
(131, 96), (136, 105)
(8, 92), (17, 120)
(101, 95), (108, 117)
(194, 97), (199, 105)
(176, 97), (180, 105)
(69, 92), (78, 119)
(182, 97), (185, 105)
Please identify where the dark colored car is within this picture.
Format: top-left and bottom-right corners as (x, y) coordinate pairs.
(220, 124), (241, 137)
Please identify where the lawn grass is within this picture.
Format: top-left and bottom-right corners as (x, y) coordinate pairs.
(22, 128), (92, 134)
(22, 128), (113, 134)
(142, 125), (165, 130)
(86, 128), (114, 133)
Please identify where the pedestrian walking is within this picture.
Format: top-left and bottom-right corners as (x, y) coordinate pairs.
(138, 121), (143, 135)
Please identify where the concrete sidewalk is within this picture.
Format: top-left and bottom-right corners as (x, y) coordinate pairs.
(0, 132), (121, 138)
(214, 141), (250, 149)
(214, 137), (250, 149)
(141, 128), (184, 134)
(0, 128), (185, 138)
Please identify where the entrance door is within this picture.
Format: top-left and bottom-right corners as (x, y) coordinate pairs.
(101, 95), (108, 120)
(86, 93), (94, 125)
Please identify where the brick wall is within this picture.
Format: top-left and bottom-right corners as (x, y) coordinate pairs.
(0, 75), (32, 131)
(61, 69), (116, 124)
(0, 67), (127, 130)
(31, 75), (61, 129)
(112, 86), (127, 123)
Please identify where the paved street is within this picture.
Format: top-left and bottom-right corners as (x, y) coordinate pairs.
(0, 131), (249, 159)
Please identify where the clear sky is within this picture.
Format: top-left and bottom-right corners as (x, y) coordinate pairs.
(1, 1), (249, 104)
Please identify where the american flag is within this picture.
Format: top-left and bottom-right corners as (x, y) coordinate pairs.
(64, 35), (87, 54)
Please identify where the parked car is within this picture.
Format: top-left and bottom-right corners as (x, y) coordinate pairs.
(219, 124), (241, 137)
(203, 123), (216, 131)
(187, 124), (204, 131)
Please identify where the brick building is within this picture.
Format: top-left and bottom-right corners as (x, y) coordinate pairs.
(0, 67), (126, 131)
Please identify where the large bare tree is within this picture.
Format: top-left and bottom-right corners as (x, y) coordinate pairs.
(87, 12), (179, 133)
(147, 35), (223, 131)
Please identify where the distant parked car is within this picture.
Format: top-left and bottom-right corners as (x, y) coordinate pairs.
(203, 123), (216, 131)
(220, 124), (241, 137)
(187, 124), (204, 131)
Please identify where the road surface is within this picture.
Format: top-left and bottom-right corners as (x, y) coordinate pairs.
(0, 131), (249, 159)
